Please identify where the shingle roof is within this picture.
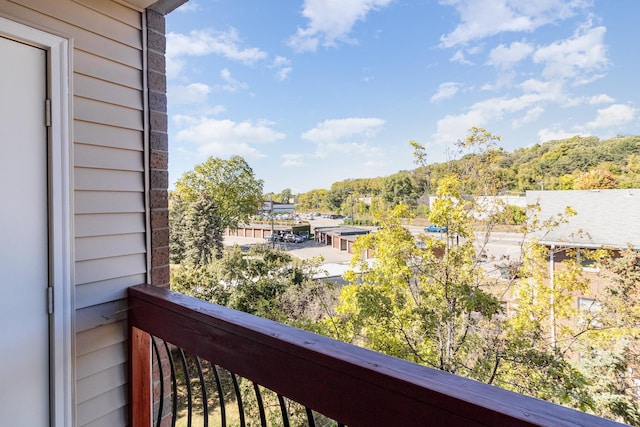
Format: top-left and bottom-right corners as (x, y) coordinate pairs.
(314, 226), (370, 236)
(526, 189), (640, 249)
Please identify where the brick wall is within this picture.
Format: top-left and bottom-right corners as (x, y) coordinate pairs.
(145, 9), (173, 426)
(147, 8), (170, 289)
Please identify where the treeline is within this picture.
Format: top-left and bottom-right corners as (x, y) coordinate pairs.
(295, 135), (640, 214)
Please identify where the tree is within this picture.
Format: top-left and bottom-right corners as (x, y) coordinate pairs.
(170, 192), (225, 264)
(577, 248), (640, 425)
(172, 244), (337, 325)
(573, 169), (617, 189)
(296, 189), (328, 211)
(183, 194), (225, 264)
(326, 128), (601, 413)
(381, 172), (418, 207)
(332, 187), (505, 379)
(169, 192), (188, 263)
(278, 188), (292, 204)
(174, 156), (264, 232)
(496, 241), (594, 410)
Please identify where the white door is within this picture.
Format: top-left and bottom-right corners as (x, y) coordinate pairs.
(0, 36), (50, 426)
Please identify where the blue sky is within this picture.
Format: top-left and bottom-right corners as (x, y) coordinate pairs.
(166, 0), (640, 194)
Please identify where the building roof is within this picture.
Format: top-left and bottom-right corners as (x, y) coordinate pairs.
(314, 226), (370, 236)
(526, 189), (640, 250)
(147, 0), (188, 14)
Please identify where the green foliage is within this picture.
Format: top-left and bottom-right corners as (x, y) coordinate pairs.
(301, 178), (383, 212)
(174, 156), (263, 231)
(324, 128), (640, 421)
(296, 134), (640, 211)
(381, 172), (418, 207)
(278, 188), (292, 203)
(169, 193), (188, 263)
(171, 156), (263, 265)
(493, 204), (526, 225)
(172, 244), (338, 325)
(295, 188), (328, 211)
(573, 168), (617, 189)
(343, 218), (379, 226)
(333, 176), (506, 379)
(579, 248), (640, 424)
(170, 192), (224, 264)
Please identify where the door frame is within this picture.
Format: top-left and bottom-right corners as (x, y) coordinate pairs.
(0, 17), (73, 427)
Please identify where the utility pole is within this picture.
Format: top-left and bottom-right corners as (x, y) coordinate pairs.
(549, 244), (556, 350)
(270, 196), (275, 249)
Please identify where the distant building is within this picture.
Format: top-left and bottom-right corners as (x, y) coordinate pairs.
(261, 201), (295, 214)
(427, 195), (527, 219)
(522, 189), (640, 324)
(314, 226), (372, 257)
(527, 189), (640, 250)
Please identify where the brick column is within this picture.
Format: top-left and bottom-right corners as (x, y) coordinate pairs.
(147, 9), (170, 289)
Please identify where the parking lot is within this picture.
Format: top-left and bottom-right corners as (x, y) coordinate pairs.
(224, 216), (354, 263)
(224, 216), (524, 269)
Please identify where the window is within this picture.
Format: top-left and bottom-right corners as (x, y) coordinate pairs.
(577, 297), (602, 327)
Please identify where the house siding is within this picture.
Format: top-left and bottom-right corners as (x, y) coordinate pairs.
(0, 0), (156, 424)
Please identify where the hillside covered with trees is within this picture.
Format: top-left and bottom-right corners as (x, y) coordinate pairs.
(294, 134), (640, 214)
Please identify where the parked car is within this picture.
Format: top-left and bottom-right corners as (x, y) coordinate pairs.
(265, 233), (281, 241)
(425, 224), (447, 233)
(283, 233), (304, 243)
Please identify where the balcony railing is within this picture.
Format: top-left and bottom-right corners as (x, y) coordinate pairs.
(128, 284), (624, 426)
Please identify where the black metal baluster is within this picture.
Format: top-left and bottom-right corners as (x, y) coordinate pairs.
(305, 407), (316, 427)
(230, 372), (246, 427)
(210, 363), (226, 427)
(151, 337), (164, 427)
(194, 356), (208, 427)
(177, 349), (192, 427)
(162, 341), (178, 427)
(252, 383), (267, 427)
(277, 394), (291, 427)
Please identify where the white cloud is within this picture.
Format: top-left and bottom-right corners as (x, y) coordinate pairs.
(513, 106), (544, 128)
(175, 117), (286, 158)
(166, 57), (185, 80)
(586, 104), (636, 129)
(439, 0), (589, 48)
(588, 94), (615, 105)
(432, 110), (488, 145)
(167, 28), (267, 73)
(431, 82), (461, 102)
(300, 117), (386, 161)
(271, 56), (293, 81)
(282, 153), (306, 167)
(312, 141), (383, 159)
(520, 78), (560, 94)
(215, 68), (249, 92)
(287, 0), (393, 53)
(432, 90), (563, 144)
(302, 117), (385, 143)
(487, 41), (534, 70)
(175, 1), (199, 12)
(450, 50), (472, 65)
(538, 128), (580, 142)
(169, 82), (211, 104)
(533, 23), (608, 83)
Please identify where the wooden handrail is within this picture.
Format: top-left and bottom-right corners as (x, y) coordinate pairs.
(128, 284), (624, 427)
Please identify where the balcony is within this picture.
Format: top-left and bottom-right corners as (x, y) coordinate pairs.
(128, 284), (623, 426)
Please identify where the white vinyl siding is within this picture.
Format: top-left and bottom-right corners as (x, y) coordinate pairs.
(1, 0), (148, 425)
(75, 273), (146, 309)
